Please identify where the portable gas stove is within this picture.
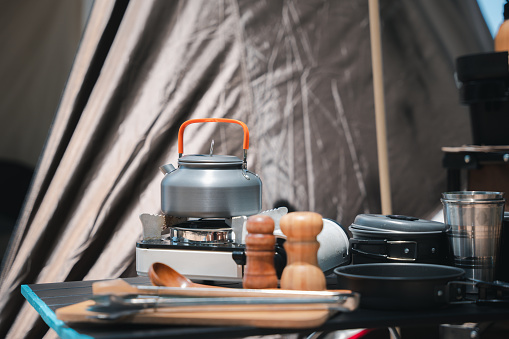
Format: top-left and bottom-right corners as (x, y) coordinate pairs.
(136, 118), (349, 281)
(135, 209), (288, 282)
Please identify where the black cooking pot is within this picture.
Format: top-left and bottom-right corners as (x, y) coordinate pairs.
(334, 263), (466, 310)
(349, 214), (451, 265)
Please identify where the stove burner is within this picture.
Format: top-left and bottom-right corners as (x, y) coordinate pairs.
(168, 219), (233, 244)
(174, 219), (230, 229)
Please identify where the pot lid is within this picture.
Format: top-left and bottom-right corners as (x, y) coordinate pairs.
(178, 154), (243, 165)
(350, 214), (448, 233)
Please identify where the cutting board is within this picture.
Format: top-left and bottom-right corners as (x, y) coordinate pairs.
(56, 300), (334, 329)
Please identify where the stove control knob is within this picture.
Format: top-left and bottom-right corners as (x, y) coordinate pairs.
(231, 250), (246, 266)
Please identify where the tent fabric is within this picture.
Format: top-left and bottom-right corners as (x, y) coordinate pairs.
(0, 0), (89, 267)
(0, 0), (492, 337)
(0, 0), (85, 168)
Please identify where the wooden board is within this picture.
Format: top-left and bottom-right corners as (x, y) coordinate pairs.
(56, 300), (334, 329)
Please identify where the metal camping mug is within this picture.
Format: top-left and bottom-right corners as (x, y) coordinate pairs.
(441, 191), (505, 294)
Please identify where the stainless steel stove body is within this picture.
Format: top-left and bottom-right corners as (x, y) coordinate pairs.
(136, 215), (256, 281)
(136, 237), (248, 281)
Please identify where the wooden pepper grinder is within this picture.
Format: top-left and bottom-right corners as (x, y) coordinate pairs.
(242, 215), (278, 289)
(280, 211), (326, 291)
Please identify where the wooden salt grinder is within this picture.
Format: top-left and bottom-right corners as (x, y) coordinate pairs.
(242, 215), (278, 289)
(280, 211), (326, 290)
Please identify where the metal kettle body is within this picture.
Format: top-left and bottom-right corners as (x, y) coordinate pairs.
(160, 119), (262, 218)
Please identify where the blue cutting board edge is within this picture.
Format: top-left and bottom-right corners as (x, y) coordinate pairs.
(21, 284), (93, 339)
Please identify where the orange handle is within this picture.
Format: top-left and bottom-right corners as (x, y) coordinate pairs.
(178, 118), (250, 155)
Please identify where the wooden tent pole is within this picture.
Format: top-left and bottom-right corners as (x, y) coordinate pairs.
(368, 0), (392, 215)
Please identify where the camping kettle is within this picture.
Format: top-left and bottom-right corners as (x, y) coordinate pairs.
(160, 118), (262, 218)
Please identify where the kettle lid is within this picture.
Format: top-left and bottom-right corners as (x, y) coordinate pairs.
(178, 154), (243, 165)
(351, 214), (448, 233)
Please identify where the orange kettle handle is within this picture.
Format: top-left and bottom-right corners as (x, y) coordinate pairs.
(178, 118), (250, 156)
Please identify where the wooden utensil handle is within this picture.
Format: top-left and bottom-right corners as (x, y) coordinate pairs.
(92, 279), (352, 298)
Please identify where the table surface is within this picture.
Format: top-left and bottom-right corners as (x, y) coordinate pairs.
(22, 276), (509, 339)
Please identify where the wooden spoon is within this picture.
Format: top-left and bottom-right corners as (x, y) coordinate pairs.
(148, 262), (223, 288)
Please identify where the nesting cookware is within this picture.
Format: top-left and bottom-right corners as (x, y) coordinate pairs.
(349, 214), (451, 265)
(334, 263), (509, 310)
(334, 263), (466, 310)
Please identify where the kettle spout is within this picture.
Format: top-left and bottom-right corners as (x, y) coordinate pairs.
(159, 164), (176, 175)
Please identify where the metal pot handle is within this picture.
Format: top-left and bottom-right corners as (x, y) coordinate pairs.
(178, 118), (250, 168)
(350, 238), (417, 261)
(442, 279), (509, 305)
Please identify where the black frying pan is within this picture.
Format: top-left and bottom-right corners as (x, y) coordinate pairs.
(334, 263), (466, 310)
